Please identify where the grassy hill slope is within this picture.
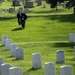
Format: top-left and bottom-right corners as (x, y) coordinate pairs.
(0, 1), (75, 75)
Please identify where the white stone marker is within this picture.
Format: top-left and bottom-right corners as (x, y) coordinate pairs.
(32, 53), (42, 69)
(26, 1), (34, 8)
(1, 63), (12, 75)
(6, 39), (12, 50)
(19, 7), (23, 12)
(37, 0), (42, 6)
(10, 44), (18, 57)
(9, 67), (23, 75)
(43, 3), (46, 8)
(24, 8), (29, 13)
(16, 47), (24, 60)
(2, 34), (8, 46)
(9, 8), (14, 13)
(69, 33), (75, 42)
(60, 65), (73, 75)
(0, 9), (2, 12)
(74, 46), (75, 57)
(0, 58), (4, 73)
(56, 50), (64, 63)
(12, 1), (20, 6)
(45, 62), (56, 75)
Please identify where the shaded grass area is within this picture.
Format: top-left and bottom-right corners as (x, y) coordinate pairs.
(54, 42), (75, 48)
(0, 16), (16, 21)
(28, 14), (75, 23)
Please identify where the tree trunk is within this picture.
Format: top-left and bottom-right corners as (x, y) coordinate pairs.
(74, 7), (75, 14)
(22, 0), (25, 8)
(13, 0), (16, 10)
(56, 6), (57, 11)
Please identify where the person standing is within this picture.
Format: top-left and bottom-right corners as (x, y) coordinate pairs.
(20, 12), (27, 29)
(17, 12), (21, 27)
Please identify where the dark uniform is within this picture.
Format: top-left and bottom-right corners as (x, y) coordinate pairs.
(17, 12), (21, 25)
(21, 13), (27, 28)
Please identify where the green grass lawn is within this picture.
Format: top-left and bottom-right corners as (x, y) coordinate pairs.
(0, 1), (75, 75)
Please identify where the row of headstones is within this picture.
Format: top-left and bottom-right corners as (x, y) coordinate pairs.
(2, 34), (65, 62)
(0, 56), (73, 75)
(0, 8), (14, 13)
(6, 7), (29, 13)
(45, 62), (73, 75)
(0, 58), (22, 75)
(12, 0), (42, 7)
(1, 34), (73, 75)
(2, 34), (24, 60)
(18, 7), (29, 13)
(32, 52), (73, 75)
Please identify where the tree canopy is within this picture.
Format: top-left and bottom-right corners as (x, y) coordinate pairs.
(46, 0), (64, 8)
(66, 0), (75, 9)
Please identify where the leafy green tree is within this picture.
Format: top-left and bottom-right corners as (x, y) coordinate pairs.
(46, 0), (64, 10)
(66, 0), (75, 14)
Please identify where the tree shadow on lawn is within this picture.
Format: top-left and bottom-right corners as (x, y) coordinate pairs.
(66, 57), (75, 61)
(54, 42), (75, 49)
(47, 14), (75, 23)
(30, 9), (66, 14)
(28, 14), (75, 23)
(0, 16), (16, 21)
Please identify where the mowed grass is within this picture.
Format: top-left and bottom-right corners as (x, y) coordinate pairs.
(0, 1), (75, 75)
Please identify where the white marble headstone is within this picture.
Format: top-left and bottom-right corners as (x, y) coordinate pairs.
(9, 67), (23, 75)
(45, 62), (56, 75)
(2, 34), (8, 46)
(60, 65), (73, 75)
(10, 44), (18, 57)
(26, 1), (34, 8)
(37, 0), (42, 6)
(69, 33), (75, 42)
(1, 63), (12, 75)
(43, 3), (46, 8)
(32, 53), (42, 69)
(19, 7), (23, 12)
(24, 8), (29, 13)
(9, 8), (14, 13)
(12, 1), (20, 6)
(16, 47), (24, 60)
(0, 9), (2, 12)
(74, 46), (75, 57)
(56, 50), (64, 63)
(6, 39), (12, 50)
(0, 58), (4, 73)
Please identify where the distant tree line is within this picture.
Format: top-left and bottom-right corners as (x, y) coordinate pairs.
(66, 0), (75, 13)
(45, 0), (75, 14)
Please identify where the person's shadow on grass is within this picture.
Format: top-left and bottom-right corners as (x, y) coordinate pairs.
(11, 27), (23, 31)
